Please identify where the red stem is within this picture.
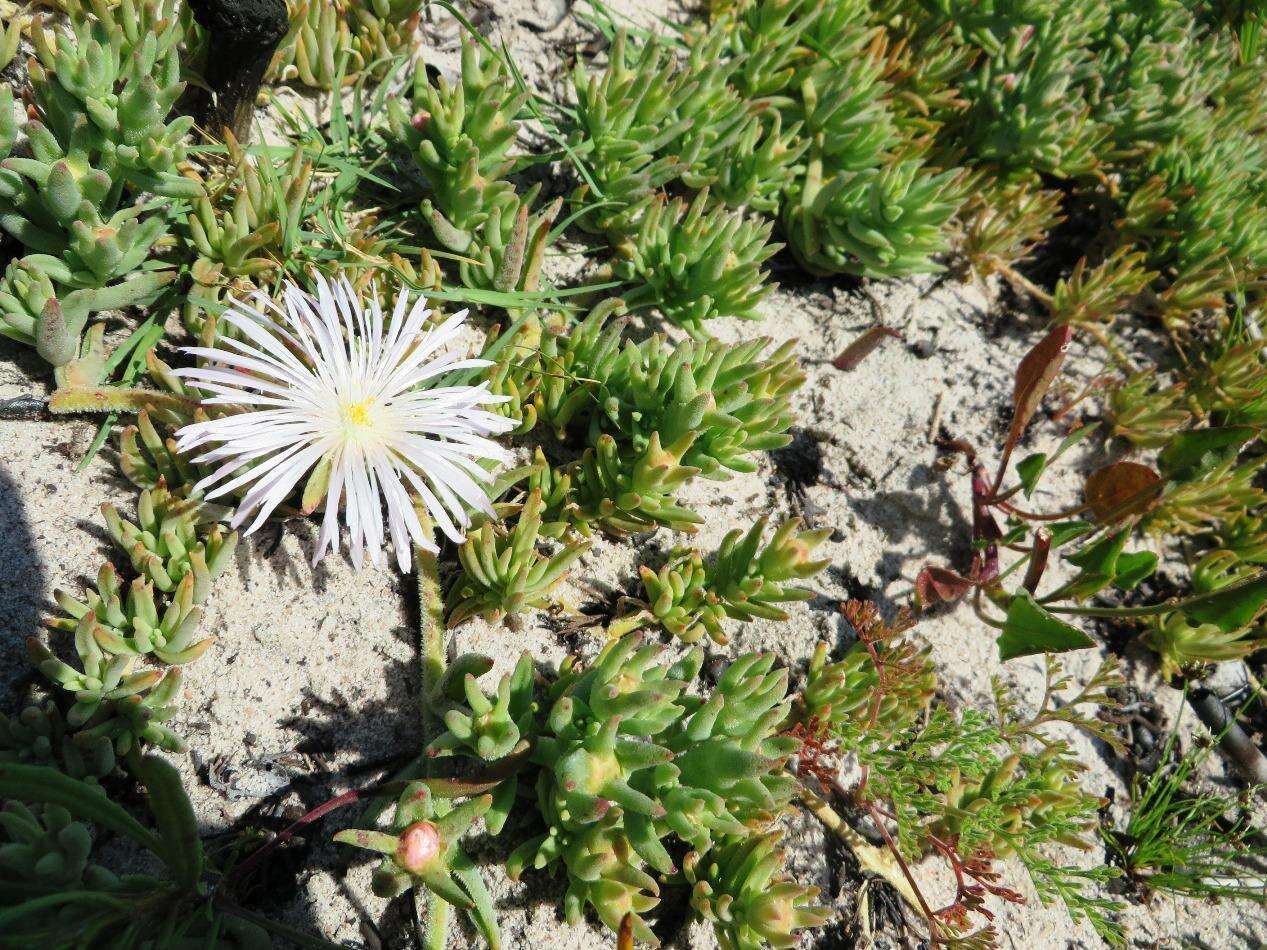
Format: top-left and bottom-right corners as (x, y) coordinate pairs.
(223, 788), (368, 889)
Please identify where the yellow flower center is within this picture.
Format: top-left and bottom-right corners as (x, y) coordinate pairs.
(345, 400), (374, 427)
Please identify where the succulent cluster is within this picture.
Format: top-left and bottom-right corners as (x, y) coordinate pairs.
(449, 299), (805, 597)
(612, 190), (779, 331)
(447, 489), (590, 627)
(361, 638), (827, 948)
(387, 33), (559, 293)
(269, 0), (422, 88)
(0, 0), (196, 379)
(0, 758), (271, 948)
(626, 517), (829, 644)
(684, 833), (831, 950)
(30, 479), (235, 756)
(562, 5), (965, 288)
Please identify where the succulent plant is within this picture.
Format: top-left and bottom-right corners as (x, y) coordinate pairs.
(955, 174), (1065, 276)
(567, 30), (697, 235)
(793, 36), (897, 173)
(1147, 611), (1266, 679)
(427, 651), (536, 834)
(183, 137), (314, 282)
(0, 758), (272, 947)
(427, 638), (814, 947)
(334, 781), (499, 947)
(1146, 456), (1267, 536)
(571, 433), (705, 535)
(0, 801), (116, 891)
(26, 634), (186, 754)
(0, 0), (196, 375)
(0, 256), (173, 375)
(612, 190), (780, 331)
(1088, 1), (1211, 158)
(632, 517), (830, 644)
(1146, 549), (1267, 677)
(783, 149), (963, 277)
(531, 299), (629, 437)
(0, 702), (116, 784)
(924, 746), (1095, 859)
(118, 406), (208, 492)
(387, 32), (558, 292)
(447, 489), (591, 627)
(271, 0), (421, 88)
(98, 483), (237, 594)
(49, 561), (215, 666)
(1106, 370), (1192, 448)
(711, 0), (817, 102)
(27, 480), (235, 756)
(1190, 341), (1267, 424)
(801, 637), (936, 741)
(1132, 120), (1267, 292)
(956, 21), (1106, 180)
(587, 330), (803, 479)
(684, 833), (830, 950)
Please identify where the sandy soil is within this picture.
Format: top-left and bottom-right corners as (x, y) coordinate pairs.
(3, 1), (1267, 948)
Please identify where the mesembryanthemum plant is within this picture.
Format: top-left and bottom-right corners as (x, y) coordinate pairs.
(620, 517), (831, 644)
(0, 0), (197, 379)
(398, 637), (820, 948)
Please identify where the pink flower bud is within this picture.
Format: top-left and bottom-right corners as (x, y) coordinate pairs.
(411, 111), (431, 131)
(395, 821), (441, 872)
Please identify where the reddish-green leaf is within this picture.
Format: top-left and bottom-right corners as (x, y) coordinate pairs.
(1084, 461), (1162, 521)
(1006, 325), (1074, 453)
(915, 564), (974, 606)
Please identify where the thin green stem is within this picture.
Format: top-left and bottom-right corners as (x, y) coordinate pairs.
(417, 544), (447, 723)
(415, 540), (449, 949)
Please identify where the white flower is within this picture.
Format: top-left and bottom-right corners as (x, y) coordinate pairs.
(174, 274), (514, 572)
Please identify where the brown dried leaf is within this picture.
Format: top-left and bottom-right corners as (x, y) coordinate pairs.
(1084, 461), (1162, 522)
(832, 326), (902, 371)
(1006, 324), (1074, 452)
(916, 565), (975, 606)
